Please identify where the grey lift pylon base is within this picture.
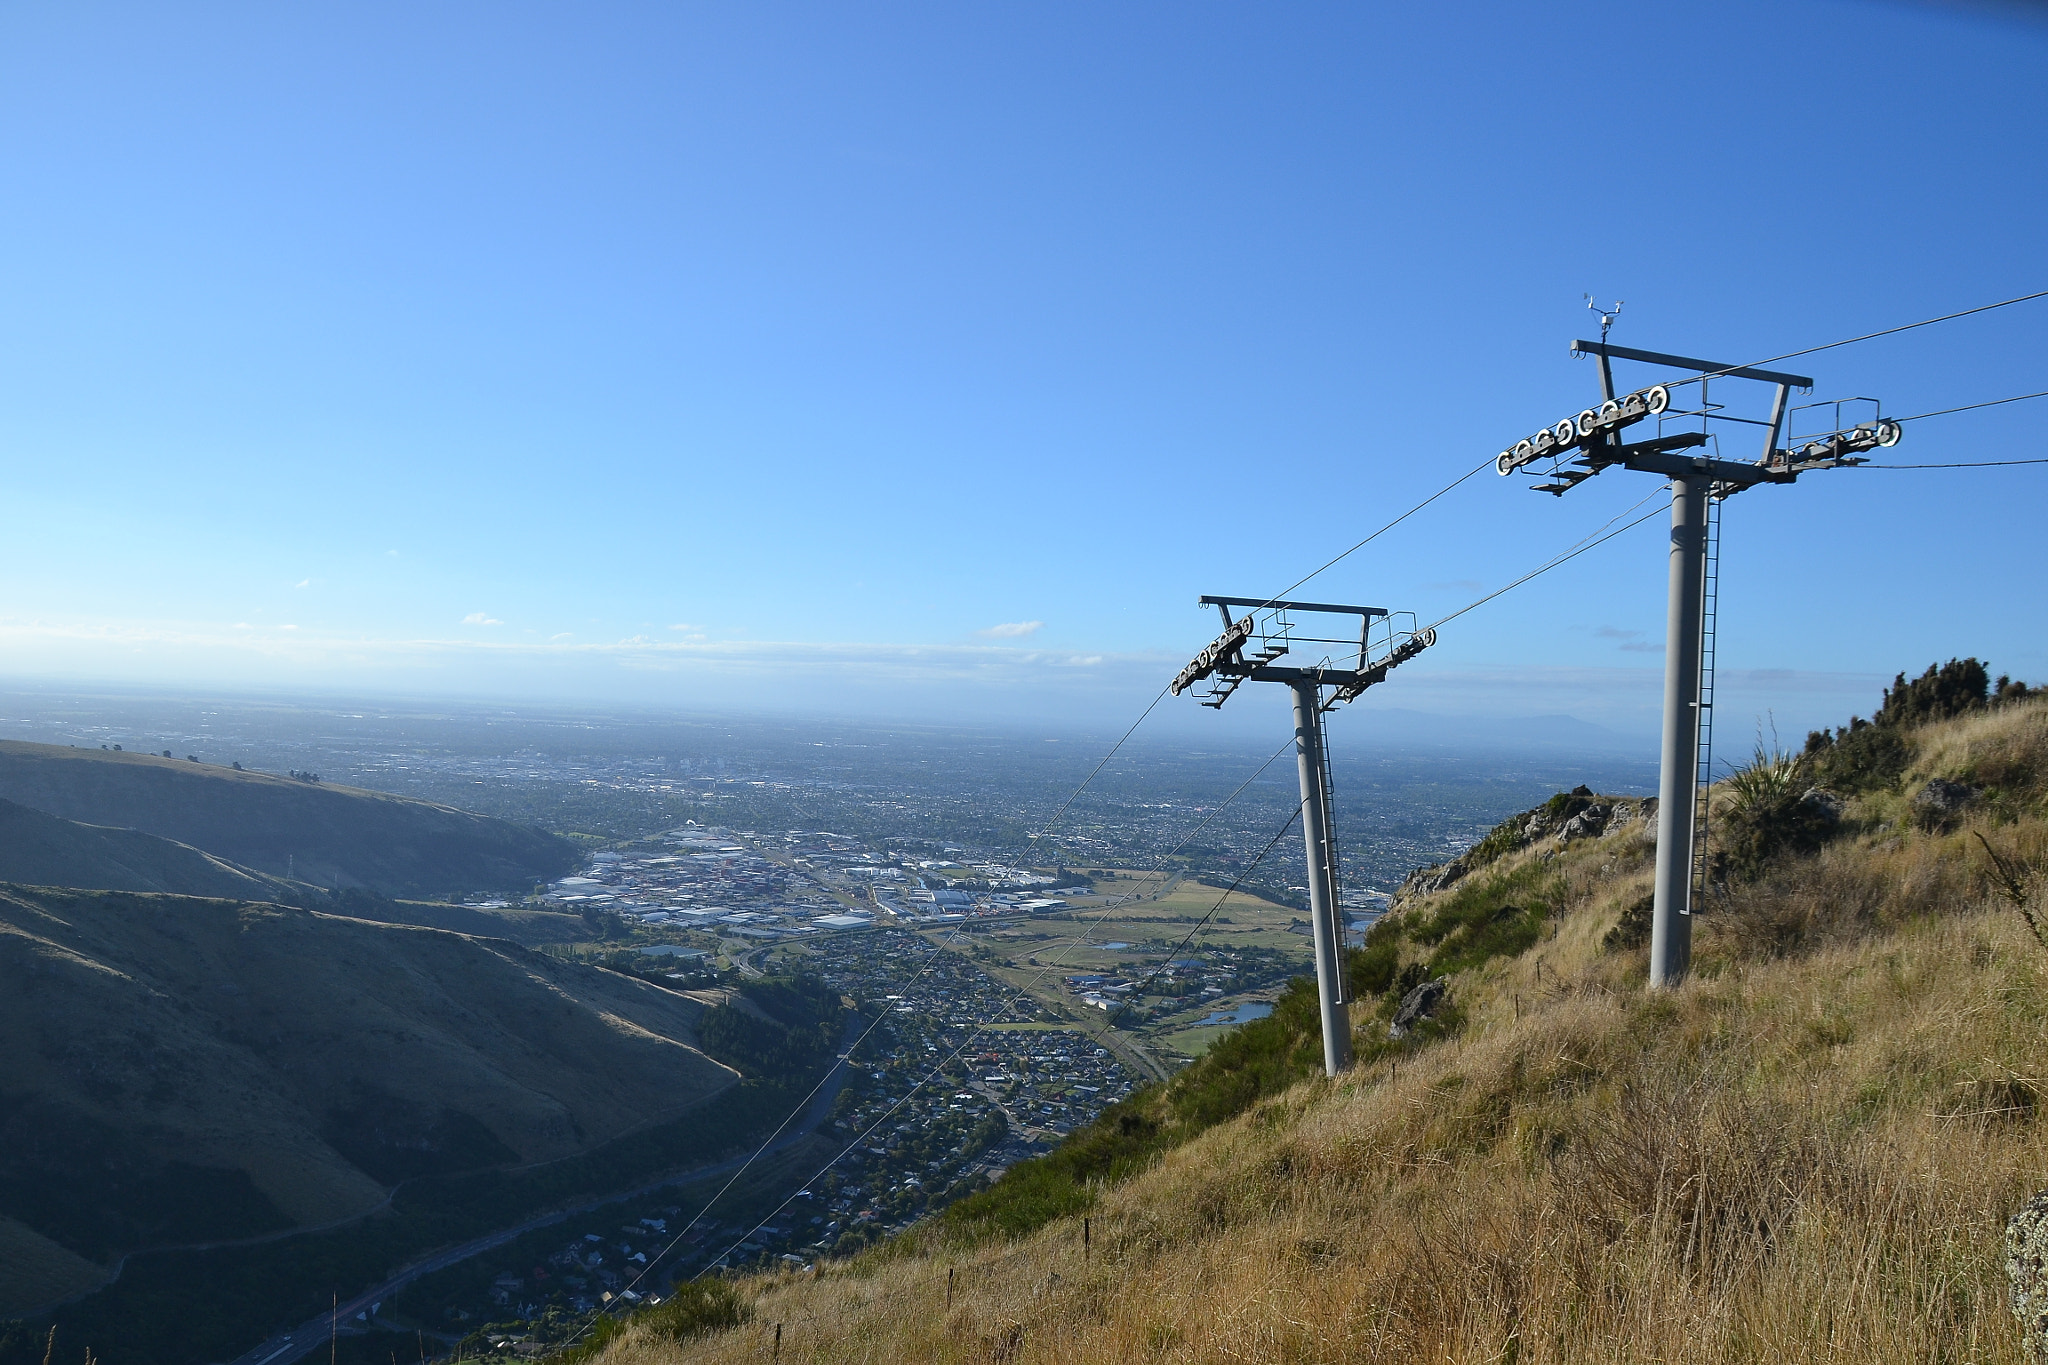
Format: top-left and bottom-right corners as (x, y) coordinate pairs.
(1290, 681), (1352, 1074)
(1648, 475), (1707, 988)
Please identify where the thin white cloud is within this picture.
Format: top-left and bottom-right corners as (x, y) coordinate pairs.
(978, 620), (1044, 639)
(462, 612), (503, 626)
(1595, 625), (1663, 655)
(667, 623), (700, 632)
(294, 579), (311, 589)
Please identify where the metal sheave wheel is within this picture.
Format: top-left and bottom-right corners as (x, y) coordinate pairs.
(1646, 385), (1670, 415)
(1598, 400), (1621, 424)
(1876, 418), (1903, 447)
(1418, 627), (1437, 648)
(1552, 419), (1577, 446)
(1574, 409), (1600, 438)
(1497, 451), (1516, 475)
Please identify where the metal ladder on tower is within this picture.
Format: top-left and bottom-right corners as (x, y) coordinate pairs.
(1688, 492), (1723, 915)
(1316, 700), (1350, 999)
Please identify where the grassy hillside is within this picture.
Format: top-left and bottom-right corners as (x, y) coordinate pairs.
(0, 886), (743, 1318)
(0, 742), (578, 897)
(584, 666), (2048, 1364)
(323, 886), (602, 946)
(0, 796), (299, 901)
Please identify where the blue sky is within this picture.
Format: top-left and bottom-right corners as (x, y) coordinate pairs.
(0, 1), (2041, 743)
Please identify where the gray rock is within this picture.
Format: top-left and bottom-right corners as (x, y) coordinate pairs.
(1556, 803), (1612, 843)
(2008, 1189), (2048, 1360)
(1913, 777), (1978, 823)
(1389, 977), (1448, 1040)
(1400, 858), (1467, 900)
(1798, 788), (1845, 823)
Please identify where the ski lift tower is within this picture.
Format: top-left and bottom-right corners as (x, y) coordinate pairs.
(1171, 597), (1436, 1074)
(1497, 339), (1901, 988)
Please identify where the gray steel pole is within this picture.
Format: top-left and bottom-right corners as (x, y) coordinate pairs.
(1290, 682), (1352, 1073)
(1649, 474), (1708, 988)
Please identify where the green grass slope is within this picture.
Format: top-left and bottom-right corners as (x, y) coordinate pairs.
(0, 886), (741, 1317)
(0, 742), (578, 898)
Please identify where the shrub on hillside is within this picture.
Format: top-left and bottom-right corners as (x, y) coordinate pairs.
(1348, 931), (1402, 996)
(697, 976), (841, 1077)
(1803, 659), (2007, 794)
(1715, 741), (1843, 880)
(1399, 857), (1560, 979)
(1602, 892), (1654, 952)
(1803, 718), (1910, 794)
(1876, 658), (1990, 728)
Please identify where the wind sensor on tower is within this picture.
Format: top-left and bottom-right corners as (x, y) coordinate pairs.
(1498, 312), (1903, 990)
(1171, 596), (1438, 1076)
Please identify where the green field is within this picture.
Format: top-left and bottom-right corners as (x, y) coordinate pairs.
(923, 869), (1315, 1080)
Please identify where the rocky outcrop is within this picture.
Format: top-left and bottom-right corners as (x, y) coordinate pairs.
(1392, 791), (1656, 907)
(2009, 1189), (2048, 1361)
(1913, 777), (1978, 828)
(1556, 802), (1612, 843)
(1400, 858), (1470, 900)
(1389, 978), (1448, 1039)
(1799, 788), (1845, 824)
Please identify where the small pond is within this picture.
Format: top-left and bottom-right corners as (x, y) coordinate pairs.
(1191, 1001), (1274, 1029)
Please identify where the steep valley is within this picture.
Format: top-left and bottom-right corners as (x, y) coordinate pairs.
(0, 887), (743, 1319)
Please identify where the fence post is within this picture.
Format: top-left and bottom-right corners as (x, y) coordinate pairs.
(947, 1267), (955, 1309)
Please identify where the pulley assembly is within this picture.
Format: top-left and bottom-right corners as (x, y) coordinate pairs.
(1497, 385), (1671, 476)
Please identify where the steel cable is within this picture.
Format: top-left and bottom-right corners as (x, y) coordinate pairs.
(1424, 492), (1673, 633)
(1654, 288), (2048, 390)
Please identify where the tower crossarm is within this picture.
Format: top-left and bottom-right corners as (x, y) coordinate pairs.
(1618, 439), (1792, 491)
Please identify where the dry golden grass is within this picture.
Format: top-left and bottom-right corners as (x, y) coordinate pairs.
(1912, 697), (2048, 802)
(598, 699), (2048, 1365)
